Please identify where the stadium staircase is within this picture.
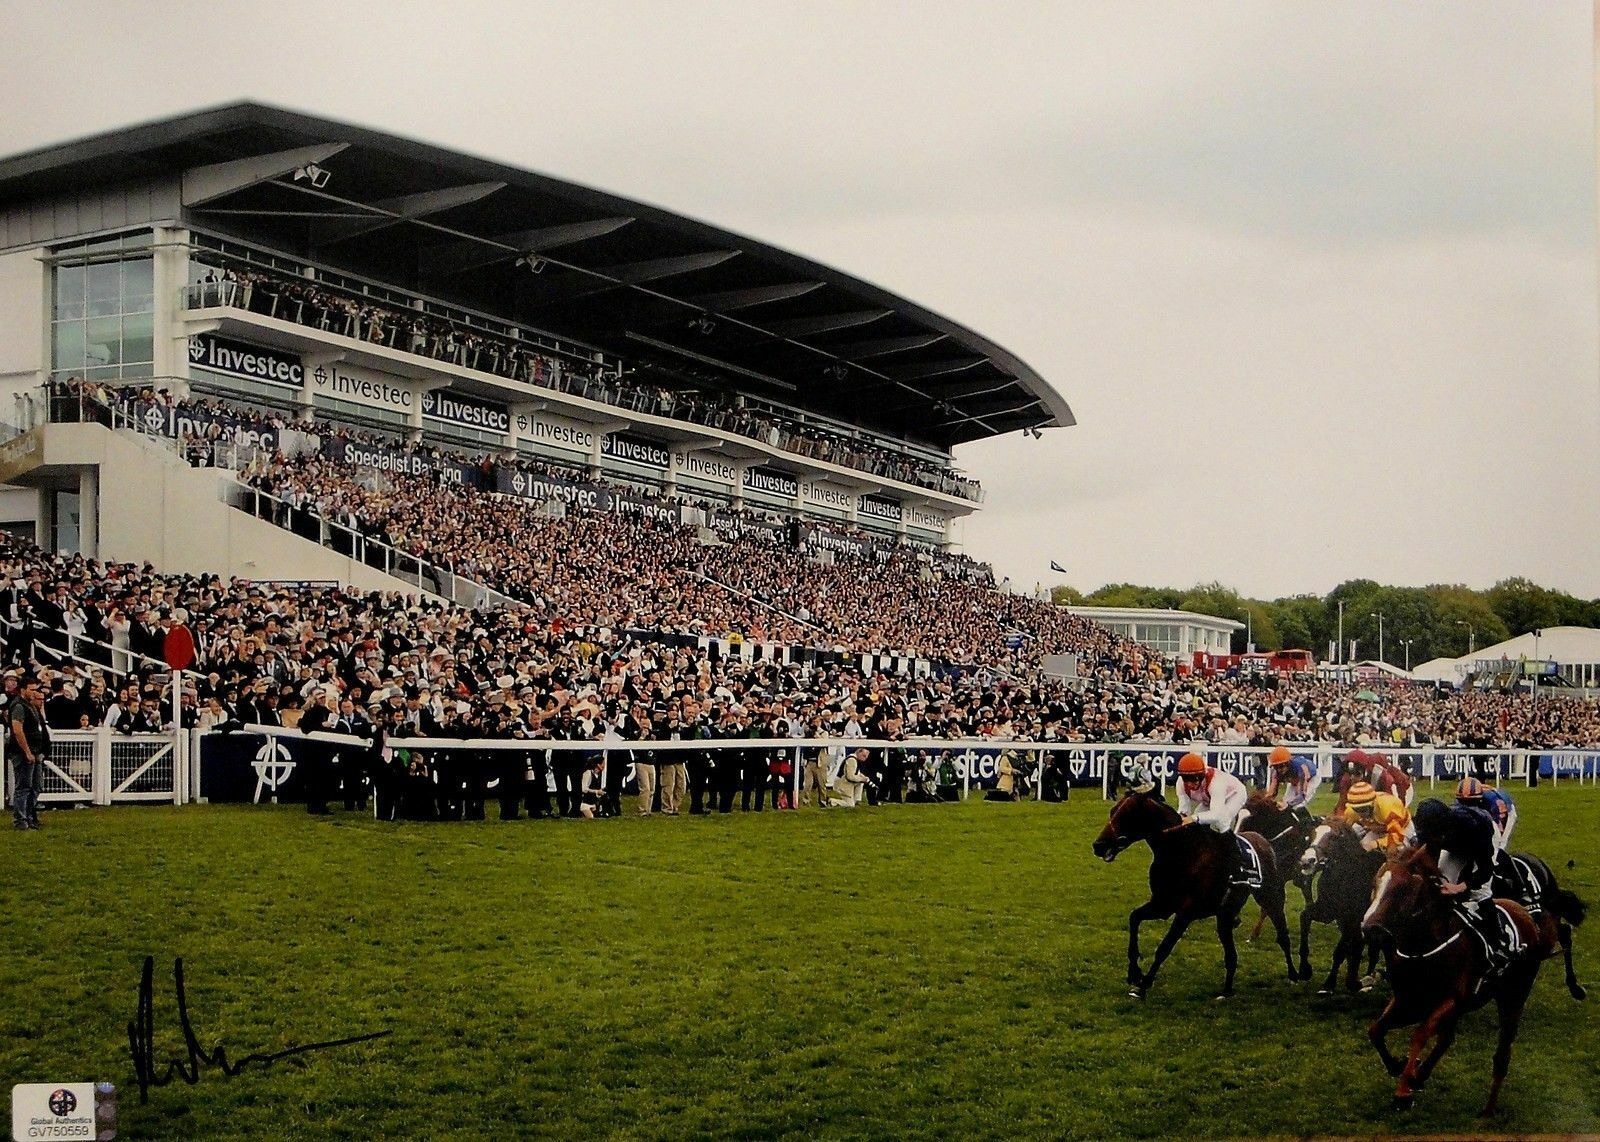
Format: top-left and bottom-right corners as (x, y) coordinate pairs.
(31, 421), (443, 597)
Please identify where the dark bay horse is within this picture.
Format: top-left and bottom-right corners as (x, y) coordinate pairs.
(1296, 817), (1383, 993)
(1092, 788), (1296, 999)
(1237, 792), (1316, 940)
(1493, 850), (1587, 1001)
(1361, 845), (1581, 1114)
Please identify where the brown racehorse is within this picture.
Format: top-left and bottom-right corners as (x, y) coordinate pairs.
(1092, 787), (1296, 1000)
(1237, 793), (1316, 941)
(1295, 817), (1384, 993)
(1361, 845), (1582, 1114)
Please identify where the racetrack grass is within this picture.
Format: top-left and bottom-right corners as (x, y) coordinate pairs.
(1, 785), (1596, 1140)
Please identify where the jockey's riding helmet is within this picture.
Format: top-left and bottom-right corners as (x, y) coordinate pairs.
(1455, 776), (1485, 803)
(1269, 745), (1292, 768)
(1177, 752), (1206, 779)
(1346, 780), (1377, 810)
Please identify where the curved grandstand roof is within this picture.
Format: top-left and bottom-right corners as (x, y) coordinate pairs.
(0, 102), (1073, 449)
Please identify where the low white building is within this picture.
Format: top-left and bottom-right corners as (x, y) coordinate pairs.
(1063, 606), (1242, 658)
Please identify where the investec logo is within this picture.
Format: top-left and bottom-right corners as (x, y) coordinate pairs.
(312, 364), (413, 411)
(675, 452), (736, 482)
(603, 435), (669, 468)
(421, 389), (509, 433)
(189, 334), (302, 387)
(743, 468), (797, 496)
(802, 481), (851, 509)
(858, 496), (902, 522)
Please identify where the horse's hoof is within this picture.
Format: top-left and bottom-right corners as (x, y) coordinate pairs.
(1570, 983), (1587, 1001)
(1213, 992), (1231, 1001)
(1316, 986), (1333, 996)
(1392, 1094), (1414, 1112)
(1128, 986), (1147, 1000)
(1384, 1059), (1404, 1078)
(1477, 1104), (1498, 1119)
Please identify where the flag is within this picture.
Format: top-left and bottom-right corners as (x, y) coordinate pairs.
(1049, 560), (1066, 574)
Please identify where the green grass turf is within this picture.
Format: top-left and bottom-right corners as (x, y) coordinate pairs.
(1, 784), (1596, 1140)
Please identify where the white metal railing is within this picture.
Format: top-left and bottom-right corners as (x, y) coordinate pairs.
(1, 727), (184, 807)
(9, 729), (1594, 813)
(223, 481), (521, 609)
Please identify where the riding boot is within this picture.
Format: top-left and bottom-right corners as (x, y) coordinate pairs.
(1466, 902), (1508, 977)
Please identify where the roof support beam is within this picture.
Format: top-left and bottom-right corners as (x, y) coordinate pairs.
(181, 142), (349, 207)
(310, 180), (506, 245)
(838, 333), (946, 360)
(687, 281), (822, 313)
(761, 310), (891, 337)
(419, 217), (635, 277)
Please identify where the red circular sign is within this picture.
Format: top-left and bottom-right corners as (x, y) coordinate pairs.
(164, 625), (196, 672)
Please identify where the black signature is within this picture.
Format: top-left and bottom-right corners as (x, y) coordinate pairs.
(127, 955), (391, 1104)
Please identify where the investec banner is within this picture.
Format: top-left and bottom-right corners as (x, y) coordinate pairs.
(513, 408), (597, 455)
(803, 524), (875, 561)
(188, 333), (303, 389)
(310, 361), (415, 415)
(603, 433), (670, 470)
(742, 466), (798, 498)
(800, 479), (853, 511)
(495, 466), (612, 511)
(904, 503), (947, 532)
(421, 387), (509, 434)
(121, 397), (279, 452)
(859, 495), (903, 523)
(672, 449), (738, 485)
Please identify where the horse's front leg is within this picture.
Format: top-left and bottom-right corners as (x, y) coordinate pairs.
(1127, 900), (1162, 987)
(1367, 996), (1406, 1080)
(1130, 911), (1193, 999)
(1216, 910), (1239, 999)
(1298, 905), (1317, 982)
(1559, 921), (1587, 1001)
(1393, 999), (1455, 1109)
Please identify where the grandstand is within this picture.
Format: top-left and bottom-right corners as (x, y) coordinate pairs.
(0, 102), (1074, 567)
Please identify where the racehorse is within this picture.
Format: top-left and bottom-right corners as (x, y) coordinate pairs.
(1361, 845), (1582, 1114)
(1237, 792), (1316, 941)
(1092, 786), (1296, 1000)
(1493, 850), (1588, 1001)
(1296, 817), (1383, 993)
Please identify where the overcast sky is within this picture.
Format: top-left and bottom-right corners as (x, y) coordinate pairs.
(2, 1), (1596, 598)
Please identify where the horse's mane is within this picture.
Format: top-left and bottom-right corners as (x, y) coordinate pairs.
(1245, 791), (1279, 814)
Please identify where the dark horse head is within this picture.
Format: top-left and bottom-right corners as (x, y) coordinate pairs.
(1092, 787), (1180, 863)
(1299, 815), (1368, 880)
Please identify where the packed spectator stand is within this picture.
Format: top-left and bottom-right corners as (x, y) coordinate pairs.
(186, 262), (986, 502)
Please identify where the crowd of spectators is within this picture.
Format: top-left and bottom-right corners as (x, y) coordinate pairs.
(3, 517), (1598, 761)
(187, 261), (983, 500)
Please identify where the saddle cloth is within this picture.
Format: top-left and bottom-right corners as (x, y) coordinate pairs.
(1230, 835), (1264, 889)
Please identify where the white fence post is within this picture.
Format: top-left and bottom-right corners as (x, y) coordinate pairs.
(92, 726), (112, 807)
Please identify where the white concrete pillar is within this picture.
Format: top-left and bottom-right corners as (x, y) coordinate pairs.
(77, 468), (98, 559)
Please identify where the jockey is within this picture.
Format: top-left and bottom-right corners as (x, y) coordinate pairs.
(1362, 750), (1415, 808)
(1175, 752), (1249, 833)
(1263, 745), (1320, 821)
(1455, 776), (1517, 852)
(1175, 751), (1254, 884)
(1412, 797), (1507, 976)
(1338, 780), (1412, 856)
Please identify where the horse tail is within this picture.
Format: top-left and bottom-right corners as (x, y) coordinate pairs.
(1550, 887), (1588, 929)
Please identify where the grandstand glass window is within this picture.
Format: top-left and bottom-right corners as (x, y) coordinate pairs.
(51, 230), (155, 383)
(1134, 623), (1181, 654)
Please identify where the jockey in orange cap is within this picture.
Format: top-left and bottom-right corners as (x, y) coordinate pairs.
(1262, 745), (1321, 822)
(1175, 751), (1254, 884)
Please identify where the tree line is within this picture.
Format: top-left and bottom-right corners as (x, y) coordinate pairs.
(1048, 577), (1599, 667)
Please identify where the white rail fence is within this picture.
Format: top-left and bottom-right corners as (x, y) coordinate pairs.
(4, 733), (1594, 812)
